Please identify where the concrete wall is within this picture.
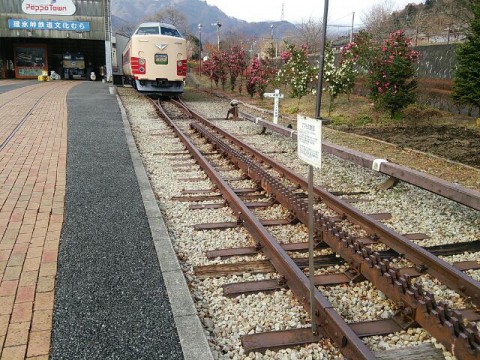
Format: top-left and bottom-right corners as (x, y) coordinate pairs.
(414, 44), (458, 80)
(310, 43), (460, 80)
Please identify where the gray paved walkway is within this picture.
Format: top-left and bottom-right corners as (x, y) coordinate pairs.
(50, 82), (184, 359)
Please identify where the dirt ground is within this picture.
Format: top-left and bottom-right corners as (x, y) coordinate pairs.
(338, 125), (480, 168)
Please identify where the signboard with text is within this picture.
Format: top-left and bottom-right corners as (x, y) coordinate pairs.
(14, 44), (48, 79)
(297, 115), (322, 168)
(22, 0), (76, 16)
(8, 19), (90, 31)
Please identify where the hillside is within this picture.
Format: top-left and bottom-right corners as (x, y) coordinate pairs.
(111, 0), (297, 42)
(363, 0), (471, 45)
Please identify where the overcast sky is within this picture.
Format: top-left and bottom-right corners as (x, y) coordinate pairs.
(204, 0), (424, 26)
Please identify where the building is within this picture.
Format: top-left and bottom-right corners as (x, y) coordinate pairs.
(0, 0), (112, 80)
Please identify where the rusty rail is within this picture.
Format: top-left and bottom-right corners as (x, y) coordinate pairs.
(175, 99), (480, 308)
(238, 110), (480, 211)
(189, 120), (480, 359)
(156, 98), (480, 359)
(151, 98), (376, 359)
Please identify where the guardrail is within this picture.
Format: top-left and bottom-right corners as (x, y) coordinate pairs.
(239, 110), (480, 211)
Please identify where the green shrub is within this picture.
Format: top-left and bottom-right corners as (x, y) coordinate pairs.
(356, 114), (373, 126)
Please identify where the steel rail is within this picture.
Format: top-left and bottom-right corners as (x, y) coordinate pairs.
(151, 99), (376, 359)
(190, 120), (480, 359)
(173, 99), (480, 308)
(238, 110), (480, 211)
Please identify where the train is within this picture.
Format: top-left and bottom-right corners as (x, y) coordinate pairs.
(122, 22), (187, 95)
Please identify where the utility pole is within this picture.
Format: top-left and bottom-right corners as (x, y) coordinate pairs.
(315, 0), (329, 120)
(198, 24), (202, 75)
(104, 0), (112, 82)
(350, 12), (355, 42)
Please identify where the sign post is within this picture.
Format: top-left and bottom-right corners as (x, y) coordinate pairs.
(263, 89), (284, 124)
(297, 114), (322, 335)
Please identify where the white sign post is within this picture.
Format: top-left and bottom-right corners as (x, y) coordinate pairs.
(297, 114), (322, 334)
(263, 89), (284, 124)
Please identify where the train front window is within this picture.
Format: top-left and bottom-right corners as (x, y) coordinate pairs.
(160, 27), (181, 38)
(136, 26), (160, 35)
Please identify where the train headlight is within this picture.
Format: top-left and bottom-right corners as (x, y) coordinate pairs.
(139, 58), (146, 65)
(177, 60), (183, 67)
(139, 67), (145, 73)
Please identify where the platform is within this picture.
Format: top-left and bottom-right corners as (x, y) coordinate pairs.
(0, 80), (211, 359)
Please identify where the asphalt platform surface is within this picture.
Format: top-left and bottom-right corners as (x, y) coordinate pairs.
(50, 82), (184, 359)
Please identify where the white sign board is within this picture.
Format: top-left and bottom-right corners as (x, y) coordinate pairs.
(297, 115), (322, 168)
(22, 0), (76, 15)
(263, 89), (284, 124)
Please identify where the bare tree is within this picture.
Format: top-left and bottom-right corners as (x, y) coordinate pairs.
(293, 17), (323, 53)
(439, 0), (473, 32)
(361, 0), (397, 41)
(143, 7), (189, 37)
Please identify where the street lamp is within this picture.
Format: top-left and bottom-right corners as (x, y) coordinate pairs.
(211, 22), (222, 50)
(198, 23), (203, 75)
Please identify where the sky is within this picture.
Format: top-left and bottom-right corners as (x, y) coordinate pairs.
(204, 0), (424, 26)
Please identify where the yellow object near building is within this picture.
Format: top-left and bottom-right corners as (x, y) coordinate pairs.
(37, 70), (50, 81)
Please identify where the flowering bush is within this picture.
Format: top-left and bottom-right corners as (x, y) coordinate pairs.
(228, 45), (247, 92)
(202, 58), (217, 88)
(246, 57), (276, 98)
(280, 50), (292, 62)
(277, 43), (317, 101)
(323, 42), (358, 113)
(202, 51), (228, 89)
(367, 30), (419, 117)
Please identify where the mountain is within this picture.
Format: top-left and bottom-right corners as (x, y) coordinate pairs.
(111, 0), (297, 42)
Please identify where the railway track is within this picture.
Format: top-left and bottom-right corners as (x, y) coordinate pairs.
(236, 109), (480, 212)
(121, 89), (480, 359)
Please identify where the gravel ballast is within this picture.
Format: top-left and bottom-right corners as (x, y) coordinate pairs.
(119, 87), (479, 360)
